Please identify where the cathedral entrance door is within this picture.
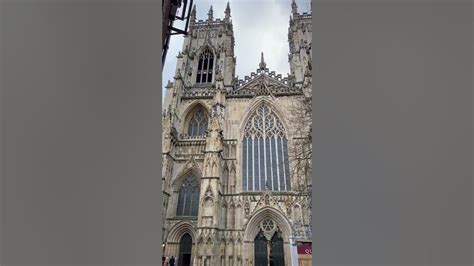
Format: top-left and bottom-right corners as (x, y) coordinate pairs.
(254, 230), (268, 266)
(178, 233), (192, 266)
(269, 232), (285, 266)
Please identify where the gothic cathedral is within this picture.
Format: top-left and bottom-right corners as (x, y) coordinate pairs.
(162, 1), (312, 265)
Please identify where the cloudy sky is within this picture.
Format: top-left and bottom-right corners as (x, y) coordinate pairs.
(162, 0), (311, 103)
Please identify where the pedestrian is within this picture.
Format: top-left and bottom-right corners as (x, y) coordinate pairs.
(169, 256), (175, 266)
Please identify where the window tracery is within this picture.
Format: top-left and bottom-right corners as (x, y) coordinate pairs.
(187, 108), (208, 137)
(196, 47), (214, 84)
(242, 104), (291, 192)
(176, 175), (200, 216)
(261, 219), (275, 232)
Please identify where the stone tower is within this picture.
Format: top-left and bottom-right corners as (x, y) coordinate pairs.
(162, 2), (312, 266)
(288, 0), (312, 86)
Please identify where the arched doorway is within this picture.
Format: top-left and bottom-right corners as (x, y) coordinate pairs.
(244, 207), (293, 266)
(178, 233), (192, 266)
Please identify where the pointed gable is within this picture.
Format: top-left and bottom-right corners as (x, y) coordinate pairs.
(228, 52), (303, 98)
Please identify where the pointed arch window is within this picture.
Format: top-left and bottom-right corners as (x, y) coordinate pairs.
(242, 104), (291, 192)
(187, 108), (208, 136)
(178, 233), (192, 266)
(196, 47), (214, 84)
(176, 175), (200, 216)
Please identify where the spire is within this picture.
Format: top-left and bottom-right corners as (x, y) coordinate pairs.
(225, 1), (231, 21)
(190, 4), (196, 22)
(207, 5), (213, 21)
(291, 0), (298, 16)
(259, 52), (266, 70)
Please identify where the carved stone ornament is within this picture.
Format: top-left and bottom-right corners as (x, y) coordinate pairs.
(244, 202), (250, 218)
(215, 69), (224, 82)
(286, 201), (292, 216)
(174, 69), (182, 80)
(208, 116), (221, 132)
(211, 103), (224, 119)
(204, 185), (214, 199)
(264, 194), (270, 205)
(260, 219), (280, 241)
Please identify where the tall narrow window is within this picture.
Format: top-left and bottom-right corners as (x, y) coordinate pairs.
(196, 47), (214, 84)
(187, 108), (208, 137)
(242, 104), (290, 192)
(176, 175), (200, 216)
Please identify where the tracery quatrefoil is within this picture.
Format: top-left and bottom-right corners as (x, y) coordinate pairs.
(261, 219), (275, 232)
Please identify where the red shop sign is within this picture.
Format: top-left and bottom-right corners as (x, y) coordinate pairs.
(297, 245), (312, 255)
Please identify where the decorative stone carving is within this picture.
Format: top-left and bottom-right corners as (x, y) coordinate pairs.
(285, 200), (293, 216)
(208, 116), (221, 132)
(244, 202), (250, 218)
(211, 103), (225, 119)
(174, 69), (182, 80)
(204, 185), (214, 200)
(162, 3), (313, 263)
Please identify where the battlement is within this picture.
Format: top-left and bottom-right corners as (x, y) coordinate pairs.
(236, 68), (291, 88)
(193, 19), (228, 26)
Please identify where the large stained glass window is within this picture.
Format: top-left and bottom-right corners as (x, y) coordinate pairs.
(187, 108), (208, 136)
(176, 175), (200, 216)
(242, 104), (290, 192)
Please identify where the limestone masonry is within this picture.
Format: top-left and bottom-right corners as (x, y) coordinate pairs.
(162, 1), (312, 265)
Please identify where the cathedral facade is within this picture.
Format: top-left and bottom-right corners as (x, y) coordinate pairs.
(162, 1), (312, 265)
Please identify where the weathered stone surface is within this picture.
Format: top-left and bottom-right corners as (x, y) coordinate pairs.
(162, 3), (312, 265)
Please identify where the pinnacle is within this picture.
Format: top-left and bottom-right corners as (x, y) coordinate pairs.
(207, 5), (214, 21)
(190, 4), (196, 21)
(259, 52), (266, 70)
(291, 0), (298, 16)
(225, 1), (231, 19)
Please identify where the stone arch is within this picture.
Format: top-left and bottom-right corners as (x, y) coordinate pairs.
(196, 44), (216, 58)
(243, 206), (293, 242)
(181, 101), (210, 137)
(171, 162), (202, 192)
(181, 100), (211, 121)
(166, 221), (197, 243)
(165, 221), (198, 266)
(243, 207), (293, 266)
(238, 97), (289, 137)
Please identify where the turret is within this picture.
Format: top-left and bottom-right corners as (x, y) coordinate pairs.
(291, 0), (298, 17)
(207, 5), (213, 21)
(224, 1), (231, 22)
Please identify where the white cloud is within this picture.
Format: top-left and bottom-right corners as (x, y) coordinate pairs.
(162, 0), (311, 104)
